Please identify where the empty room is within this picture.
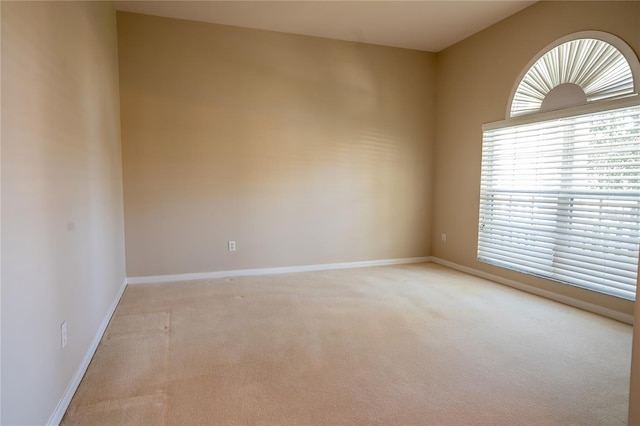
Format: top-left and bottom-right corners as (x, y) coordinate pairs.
(2, 0), (640, 424)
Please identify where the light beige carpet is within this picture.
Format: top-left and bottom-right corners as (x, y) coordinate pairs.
(62, 263), (632, 425)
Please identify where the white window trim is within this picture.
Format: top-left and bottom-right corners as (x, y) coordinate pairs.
(490, 96), (640, 133)
(482, 30), (640, 300)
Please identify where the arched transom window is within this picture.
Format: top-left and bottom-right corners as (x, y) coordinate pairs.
(510, 35), (638, 117)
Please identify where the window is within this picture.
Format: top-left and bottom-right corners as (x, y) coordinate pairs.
(478, 33), (640, 300)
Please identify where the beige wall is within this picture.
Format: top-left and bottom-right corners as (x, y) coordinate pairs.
(1, 2), (126, 424)
(117, 12), (436, 277)
(433, 0), (640, 317)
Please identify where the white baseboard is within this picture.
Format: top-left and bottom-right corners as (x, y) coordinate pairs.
(127, 256), (432, 285)
(47, 277), (128, 426)
(430, 257), (634, 325)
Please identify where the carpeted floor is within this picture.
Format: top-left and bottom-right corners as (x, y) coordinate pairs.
(62, 263), (632, 425)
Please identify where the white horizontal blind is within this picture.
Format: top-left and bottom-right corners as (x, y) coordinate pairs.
(479, 104), (640, 300)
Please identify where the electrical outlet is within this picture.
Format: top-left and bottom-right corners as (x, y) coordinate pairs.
(61, 321), (68, 348)
(441, 233), (447, 244)
(228, 240), (236, 252)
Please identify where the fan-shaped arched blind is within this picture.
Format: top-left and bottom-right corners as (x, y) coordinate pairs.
(510, 38), (635, 117)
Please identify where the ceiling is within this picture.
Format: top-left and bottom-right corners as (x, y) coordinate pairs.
(114, 1), (537, 52)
